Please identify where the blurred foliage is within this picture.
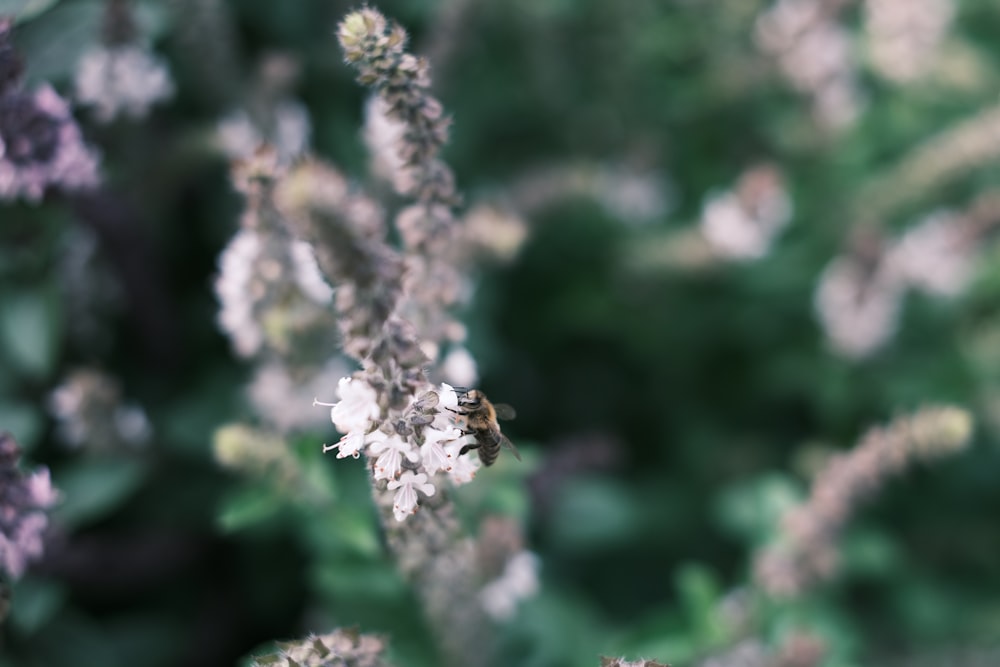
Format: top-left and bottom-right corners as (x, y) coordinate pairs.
(2, 0), (1000, 666)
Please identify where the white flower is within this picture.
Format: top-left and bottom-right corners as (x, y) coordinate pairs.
(431, 383), (460, 431)
(0, 512), (49, 579)
(114, 404), (152, 446)
(249, 360), (351, 432)
(216, 101), (310, 164)
(323, 429), (367, 459)
(441, 347), (479, 387)
(815, 255), (903, 359)
(447, 450), (481, 485)
(885, 211), (973, 297)
(421, 424), (460, 474)
(314, 377), (380, 435)
(25, 468), (60, 508)
(701, 192), (771, 260)
(480, 551), (541, 620)
(289, 240), (333, 304)
(700, 168), (791, 262)
(438, 383), (459, 410)
(363, 95), (408, 190)
(387, 471), (436, 521)
(74, 44), (175, 123)
(369, 432), (419, 480)
(215, 229), (263, 357)
(865, 0), (954, 84)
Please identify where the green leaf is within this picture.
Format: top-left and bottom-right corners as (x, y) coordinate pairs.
(714, 474), (804, 543)
(12, 0), (102, 84)
(548, 478), (642, 551)
(8, 576), (66, 635)
(53, 459), (148, 528)
(0, 0), (61, 23)
(0, 287), (60, 379)
(0, 399), (44, 451)
(217, 486), (283, 533)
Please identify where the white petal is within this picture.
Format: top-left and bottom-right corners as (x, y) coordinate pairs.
(448, 453), (480, 485)
(373, 447), (403, 480)
(420, 439), (451, 474)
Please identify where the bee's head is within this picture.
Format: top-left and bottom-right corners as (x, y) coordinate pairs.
(459, 389), (483, 408)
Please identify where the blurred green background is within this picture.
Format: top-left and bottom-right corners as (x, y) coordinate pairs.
(2, 0), (1000, 665)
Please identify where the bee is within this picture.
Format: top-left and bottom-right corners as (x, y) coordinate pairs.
(450, 389), (521, 466)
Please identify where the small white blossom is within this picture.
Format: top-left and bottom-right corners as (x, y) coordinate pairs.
(387, 471), (436, 521)
(815, 255), (903, 359)
(314, 377), (380, 434)
(865, 0), (954, 84)
(289, 240), (334, 304)
(369, 432), (419, 480)
(215, 229), (264, 357)
(363, 95), (409, 190)
(249, 360), (351, 432)
(700, 166), (792, 261)
(595, 167), (671, 226)
(216, 101), (310, 164)
(441, 347), (478, 387)
(431, 383), (460, 430)
(25, 468), (60, 508)
(421, 424), (460, 474)
(447, 449), (481, 485)
(114, 404), (152, 446)
(480, 551), (541, 620)
(886, 211), (973, 297)
(755, 0), (864, 130)
(701, 192), (772, 260)
(74, 44), (175, 122)
(323, 429), (368, 459)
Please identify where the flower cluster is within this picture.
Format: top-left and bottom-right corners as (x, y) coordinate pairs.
(339, 8), (470, 360)
(247, 359), (351, 433)
(754, 406), (972, 597)
(74, 44), (175, 123)
(479, 550), (540, 620)
(0, 19), (100, 201)
(315, 378), (478, 521)
(338, 8), (454, 208)
(864, 0), (954, 85)
(48, 367), (151, 450)
(272, 158), (406, 364)
(600, 658), (669, 667)
(0, 433), (60, 580)
(755, 0), (863, 130)
(210, 10), (532, 664)
(815, 209), (976, 359)
(699, 164), (792, 261)
(216, 54), (311, 165)
(215, 153), (338, 364)
(250, 627), (394, 667)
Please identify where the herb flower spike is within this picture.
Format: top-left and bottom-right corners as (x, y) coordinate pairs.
(338, 9), (405, 71)
(336, 7), (454, 208)
(316, 379), (474, 520)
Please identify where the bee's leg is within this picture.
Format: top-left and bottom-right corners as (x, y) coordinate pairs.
(458, 441), (480, 457)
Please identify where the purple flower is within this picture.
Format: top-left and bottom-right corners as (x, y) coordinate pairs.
(0, 433), (60, 579)
(0, 19), (100, 202)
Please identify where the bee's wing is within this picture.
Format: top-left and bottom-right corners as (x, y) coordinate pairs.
(494, 403), (516, 420)
(501, 435), (522, 462)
